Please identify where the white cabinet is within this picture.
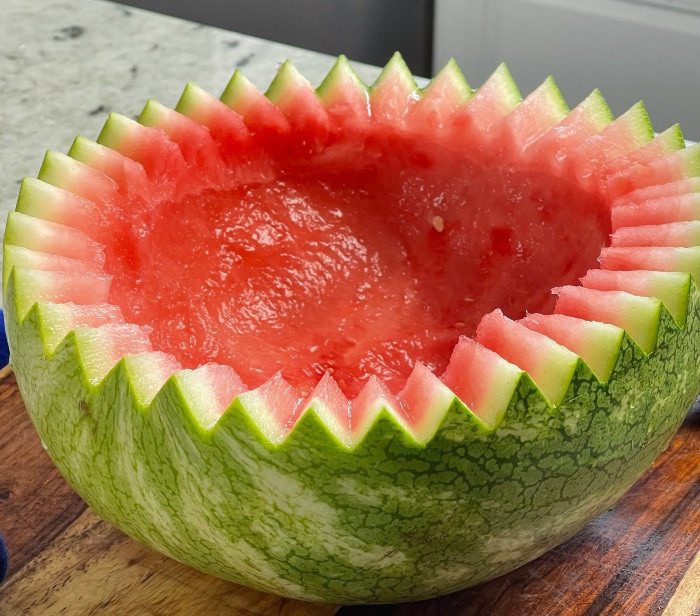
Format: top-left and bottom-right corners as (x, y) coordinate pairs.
(434, 0), (700, 139)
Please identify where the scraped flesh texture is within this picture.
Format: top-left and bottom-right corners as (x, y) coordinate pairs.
(98, 129), (609, 397)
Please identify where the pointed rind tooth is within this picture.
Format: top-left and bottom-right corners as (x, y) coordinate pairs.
(8, 267), (111, 319)
(68, 134), (148, 184)
(4, 264), (700, 604)
(36, 302), (124, 354)
(605, 123), (690, 177)
(485, 62), (522, 108)
(582, 100), (653, 154)
(539, 76), (569, 116)
(72, 323), (152, 386)
(176, 82), (215, 118)
(419, 57), (471, 100)
(175, 81), (201, 114)
(581, 269), (692, 326)
(614, 179), (700, 207)
(300, 373), (352, 445)
(37, 150), (66, 185)
(220, 68), (251, 106)
(172, 371), (224, 435)
(476, 310), (580, 407)
(235, 373), (301, 445)
(138, 98), (160, 125)
(450, 63), (522, 135)
(265, 60), (320, 107)
(2, 245), (102, 290)
(519, 313), (624, 383)
(123, 352), (182, 408)
(586, 88), (614, 130)
(441, 337), (522, 429)
(600, 246), (700, 283)
(15, 176), (103, 237)
(396, 362), (456, 444)
(554, 286), (663, 355)
(620, 100), (655, 146)
(176, 82), (249, 136)
(97, 112), (133, 149)
(220, 68), (290, 133)
(5, 211), (105, 265)
(370, 52), (417, 93)
(499, 76), (568, 147)
(654, 123), (686, 153)
(37, 150), (119, 203)
(348, 375), (399, 442)
(172, 364), (244, 433)
(522, 88), (612, 164)
(407, 59), (472, 129)
(16, 177), (68, 218)
(316, 55), (368, 100)
(95, 113), (184, 173)
(608, 144), (700, 199)
(611, 193), (700, 230)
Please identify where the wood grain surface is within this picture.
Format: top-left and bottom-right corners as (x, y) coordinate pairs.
(339, 403), (700, 616)
(0, 509), (337, 616)
(0, 370), (698, 615)
(0, 368), (87, 579)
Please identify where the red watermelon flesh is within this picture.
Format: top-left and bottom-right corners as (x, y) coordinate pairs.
(7, 54), (698, 418)
(5, 55), (700, 603)
(68, 105), (613, 399)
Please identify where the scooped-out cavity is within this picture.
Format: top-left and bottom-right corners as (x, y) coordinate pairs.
(103, 130), (610, 396)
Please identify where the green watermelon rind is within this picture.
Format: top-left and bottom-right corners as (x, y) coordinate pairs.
(417, 57), (472, 101)
(583, 88), (614, 131)
(220, 69), (254, 109)
(614, 101), (655, 148)
(539, 75), (569, 116)
(656, 123), (686, 153)
(369, 51), (419, 95)
(5, 267), (699, 602)
(265, 60), (310, 103)
(4, 56), (700, 603)
(483, 62), (523, 110)
(679, 143), (700, 176)
(316, 55), (368, 101)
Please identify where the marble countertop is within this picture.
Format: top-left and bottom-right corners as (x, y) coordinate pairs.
(0, 0), (389, 258)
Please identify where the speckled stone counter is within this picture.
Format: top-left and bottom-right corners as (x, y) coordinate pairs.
(0, 0), (388, 268)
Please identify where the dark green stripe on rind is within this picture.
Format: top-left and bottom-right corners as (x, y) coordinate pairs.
(5, 267), (699, 603)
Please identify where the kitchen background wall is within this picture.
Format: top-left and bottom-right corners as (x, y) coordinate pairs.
(117, 0), (699, 138)
(115, 0), (434, 77)
(435, 0), (700, 139)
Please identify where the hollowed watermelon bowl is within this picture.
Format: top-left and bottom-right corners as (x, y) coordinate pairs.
(4, 54), (700, 604)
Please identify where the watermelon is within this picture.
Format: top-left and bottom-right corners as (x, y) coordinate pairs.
(3, 53), (700, 604)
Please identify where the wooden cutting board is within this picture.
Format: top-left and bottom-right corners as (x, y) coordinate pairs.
(0, 369), (698, 615)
